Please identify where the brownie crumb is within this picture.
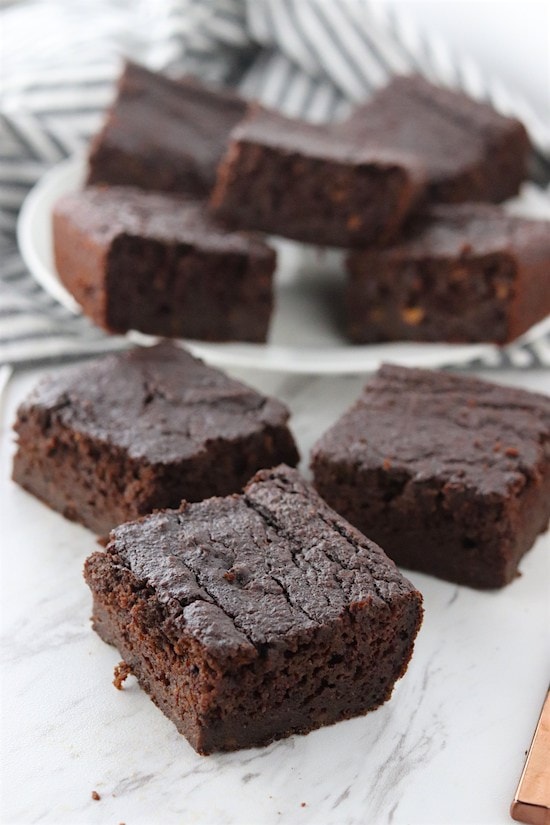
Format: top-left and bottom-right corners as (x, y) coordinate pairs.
(113, 661), (132, 690)
(301, 802), (307, 808)
(91, 791), (100, 801)
(505, 446), (520, 457)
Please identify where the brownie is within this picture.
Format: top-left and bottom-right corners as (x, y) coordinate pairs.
(345, 204), (550, 344)
(210, 104), (425, 248)
(83, 465), (423, 754)
(344, 75), (530, 204)
(12, 343), (299, 535)
(312, 365), (550, 589)
(53, 185), (275, 342)
(87, 60), (247, 197)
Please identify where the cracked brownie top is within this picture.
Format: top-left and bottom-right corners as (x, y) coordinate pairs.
(102, 465), (417, 656)
(19, 343), (292, 464)
(312, 365), (550, 498)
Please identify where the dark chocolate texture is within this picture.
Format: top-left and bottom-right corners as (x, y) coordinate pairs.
(344, 75), (529, 204)
(211, 104), (424, 247)
(53, 185), (275, 342)
(312, 365), (550, 589)
(346, 203), (550, 344)
(12, 343), (299, 535)
(87, 60), (247, 196)
(84, 465), (423, 753)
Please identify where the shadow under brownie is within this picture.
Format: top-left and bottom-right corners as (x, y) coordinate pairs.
(12, 343), (299, 535)
(84, 465), (423, 754)
(312, 365), (550, 589)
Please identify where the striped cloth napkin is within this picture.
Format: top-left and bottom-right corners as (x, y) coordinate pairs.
(1, 0), (549, 369)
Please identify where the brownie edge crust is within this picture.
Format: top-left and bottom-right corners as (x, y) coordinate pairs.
(312, 365), (550, 589)
(84, 465), (423, 754)
(12, 343), (299, 535)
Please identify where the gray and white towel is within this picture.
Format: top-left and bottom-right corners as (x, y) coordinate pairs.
(1, 0), (549, 369)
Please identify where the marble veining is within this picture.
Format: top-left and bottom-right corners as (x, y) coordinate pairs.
(1, 367), (548, 825)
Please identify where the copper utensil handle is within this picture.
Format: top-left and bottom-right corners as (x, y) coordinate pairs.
(511, 688), (550, 825)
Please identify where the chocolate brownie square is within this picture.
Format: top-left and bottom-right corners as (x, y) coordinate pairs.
(87, 60), (247, 197)
(210, 104), (424, 247)
(345, 204), (550, 344)
(83, 465), (423, 754)
(53, 185), (275, 342)
(12, 343), (299, 535)
(344, 75), (529, 204)
(312, 365), (550, 589)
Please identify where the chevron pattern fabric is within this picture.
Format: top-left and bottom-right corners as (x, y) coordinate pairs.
(1, 0), (549, 368)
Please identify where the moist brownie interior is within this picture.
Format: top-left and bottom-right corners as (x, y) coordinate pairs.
(84, 465), (423, 753)
(53, 185), (276, 342)
(211, 104), (424, 247)
(312, 365), (550, 588)
(12, 343), (299, 534)
(345, 204), (550, 344)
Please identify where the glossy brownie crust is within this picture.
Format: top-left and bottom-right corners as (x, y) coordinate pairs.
(345, 204), (550, 344)
(12, 344), (299, 535)
(211, 105), (424, 248)
(53, 185), (275, 342)
(87, 60), (247, 197)
(344, 75), (529, 204)
(312, 366), (550, 589)
(84, 465), (423, 754)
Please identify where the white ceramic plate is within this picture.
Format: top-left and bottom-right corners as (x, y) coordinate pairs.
(17, 155), (550, 374)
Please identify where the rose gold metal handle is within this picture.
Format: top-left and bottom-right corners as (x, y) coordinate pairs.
(511, 688), (550, 825)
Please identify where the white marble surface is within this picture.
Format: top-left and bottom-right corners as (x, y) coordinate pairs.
(1, 365), (549, 825)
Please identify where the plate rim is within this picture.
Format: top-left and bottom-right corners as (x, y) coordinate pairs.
(17, 155), (83, 315)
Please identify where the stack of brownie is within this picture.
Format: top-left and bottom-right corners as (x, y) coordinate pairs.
(209, 75), (548, 343)
(52, 60), (550, 347)
(54, 62), (278, 344)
